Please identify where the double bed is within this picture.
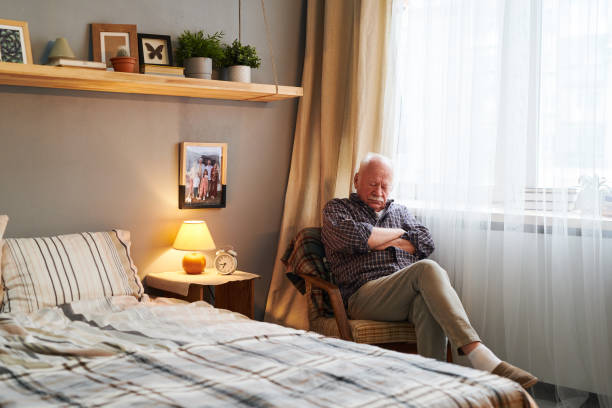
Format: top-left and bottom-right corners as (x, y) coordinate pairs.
(0, 220), (535, 407)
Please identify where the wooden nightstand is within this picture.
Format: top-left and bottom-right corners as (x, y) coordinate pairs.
(144, 270), (260, 319)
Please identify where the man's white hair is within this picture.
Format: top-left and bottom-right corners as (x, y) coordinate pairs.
(357, 152), (393, 174)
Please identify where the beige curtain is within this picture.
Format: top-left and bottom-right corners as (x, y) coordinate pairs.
(264, 0), (392, 329)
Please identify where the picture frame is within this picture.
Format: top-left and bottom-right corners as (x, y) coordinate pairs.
(91, 23), (139, 72)
(137, 33), (173, 66)
(0, 18), (32, 64)
(179, 142), (227, 209)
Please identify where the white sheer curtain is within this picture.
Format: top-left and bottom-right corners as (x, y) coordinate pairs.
(385, 0), (612, 405)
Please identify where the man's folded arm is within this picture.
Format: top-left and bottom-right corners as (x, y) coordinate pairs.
(367, 227), (406, 249)
(402, 212), (435, 258)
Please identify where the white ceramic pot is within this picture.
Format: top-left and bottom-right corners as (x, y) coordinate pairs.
(228, 65), (251, 83)
(184, 57), (212, 79)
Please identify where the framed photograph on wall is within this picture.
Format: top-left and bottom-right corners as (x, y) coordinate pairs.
(91, 23), (139, 72)
(0, 18), (32, 64)
(179, 142), (227, 209)
(137, 33), (173, 66)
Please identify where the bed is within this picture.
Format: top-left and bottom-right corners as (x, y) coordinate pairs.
(0, 221), (535, 407)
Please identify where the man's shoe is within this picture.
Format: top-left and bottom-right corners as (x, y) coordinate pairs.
(492, 361), (538, 389)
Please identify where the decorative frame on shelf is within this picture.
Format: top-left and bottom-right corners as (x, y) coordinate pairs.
(0, 18), (32, 64)
(137, 33), (173, 66)
(91, 23), (139, 72)
(179, 142), (227, 209)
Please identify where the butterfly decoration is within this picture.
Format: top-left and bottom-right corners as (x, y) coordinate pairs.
(145, 42), (164, 60)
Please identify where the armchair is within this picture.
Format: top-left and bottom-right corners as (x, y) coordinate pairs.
(283, 227), (452, 360)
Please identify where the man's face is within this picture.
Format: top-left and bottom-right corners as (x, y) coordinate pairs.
(354, 160), (393, 212)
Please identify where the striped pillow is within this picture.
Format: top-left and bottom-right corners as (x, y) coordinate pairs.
(0, 215), (8, 304)
(0, 230), (144, 313)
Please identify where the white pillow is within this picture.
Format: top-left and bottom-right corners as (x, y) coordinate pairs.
(1, 229), (144, 313)
(0, 215), (8, 303)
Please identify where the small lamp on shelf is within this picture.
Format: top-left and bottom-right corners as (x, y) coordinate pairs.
(47, 37), (76, 62)
(173, 220), (216, 274)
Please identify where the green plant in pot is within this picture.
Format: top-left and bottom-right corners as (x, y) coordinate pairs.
(221, 39), (261, 83)
(110, 46), (137, 73)
(176, 30), (224, 79)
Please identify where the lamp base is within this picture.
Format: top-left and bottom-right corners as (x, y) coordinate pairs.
(182, 252), (206, 274)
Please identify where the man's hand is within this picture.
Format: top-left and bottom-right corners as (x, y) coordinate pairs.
(373, 237), (416, 254)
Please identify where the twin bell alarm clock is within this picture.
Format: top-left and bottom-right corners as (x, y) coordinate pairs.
(214, 248), (238, 275)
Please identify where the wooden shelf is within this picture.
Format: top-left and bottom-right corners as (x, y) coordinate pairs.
(0, 62), (303, 102)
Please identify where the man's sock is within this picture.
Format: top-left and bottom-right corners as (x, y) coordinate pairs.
(467, 344), (502, 372)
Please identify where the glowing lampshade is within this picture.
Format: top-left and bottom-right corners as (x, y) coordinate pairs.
(173, 221), (216, 274)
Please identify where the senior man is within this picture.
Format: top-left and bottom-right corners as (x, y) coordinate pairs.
(321, 152), (537, 389)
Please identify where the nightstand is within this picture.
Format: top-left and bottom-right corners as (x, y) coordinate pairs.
(144, 270), (260, 319)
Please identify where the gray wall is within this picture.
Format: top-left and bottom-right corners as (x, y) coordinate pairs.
(0, 0), (305, 320)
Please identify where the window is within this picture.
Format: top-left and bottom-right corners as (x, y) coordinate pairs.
(388, 0), (612, 216)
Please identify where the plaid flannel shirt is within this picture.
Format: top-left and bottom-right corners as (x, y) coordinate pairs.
(322, 193), (435, 305)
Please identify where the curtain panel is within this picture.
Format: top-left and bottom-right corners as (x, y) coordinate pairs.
(386, 0), (612, 405)
(264, 0), (391, 329)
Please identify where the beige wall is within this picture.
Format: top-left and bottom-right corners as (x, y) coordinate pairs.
(0, 0), (305, 320)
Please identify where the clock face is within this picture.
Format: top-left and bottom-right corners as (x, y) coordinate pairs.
(215, 252), (237, 275)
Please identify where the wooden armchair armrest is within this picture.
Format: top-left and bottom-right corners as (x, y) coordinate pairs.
(297, 272), (353, 341)
(297, 272), (337, 292)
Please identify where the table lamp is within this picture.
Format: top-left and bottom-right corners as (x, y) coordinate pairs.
(173, 220), (216, 274)
(47, 37), (76, 62)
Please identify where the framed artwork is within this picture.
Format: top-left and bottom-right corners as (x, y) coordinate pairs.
(137, 33), (173, 66)
(179, 142), (227, 209)
(0, 19), (32, 64)
(91, 23), (139, 72)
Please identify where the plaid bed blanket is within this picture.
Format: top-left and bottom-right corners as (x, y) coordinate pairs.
(0, 296), (534, 407)
(282, 227), (334, 317)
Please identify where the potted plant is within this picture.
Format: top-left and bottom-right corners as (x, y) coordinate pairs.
(110, 46), (137, 73)
(176, 30), (224, 79)
(221, 39), (261, 83)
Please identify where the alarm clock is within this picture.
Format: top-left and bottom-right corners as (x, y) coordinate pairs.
(214, 248), (238, 275)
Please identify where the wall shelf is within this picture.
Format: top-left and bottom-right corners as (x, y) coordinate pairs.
(0, 62), (303, 102)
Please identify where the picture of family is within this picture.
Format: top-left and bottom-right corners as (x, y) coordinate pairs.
(179, 142), (227, 209)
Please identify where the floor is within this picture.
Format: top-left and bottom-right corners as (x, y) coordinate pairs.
(529, 381), (604, 408)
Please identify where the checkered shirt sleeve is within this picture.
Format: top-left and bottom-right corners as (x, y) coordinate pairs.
(399, 210), (435, 259)
(321, 201), (373, 254)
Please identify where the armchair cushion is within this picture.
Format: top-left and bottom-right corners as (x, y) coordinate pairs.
(281, 227), (334, 317)
(311, 316), (417, 344)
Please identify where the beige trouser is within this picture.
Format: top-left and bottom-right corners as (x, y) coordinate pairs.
(347, 259), (480, 361)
